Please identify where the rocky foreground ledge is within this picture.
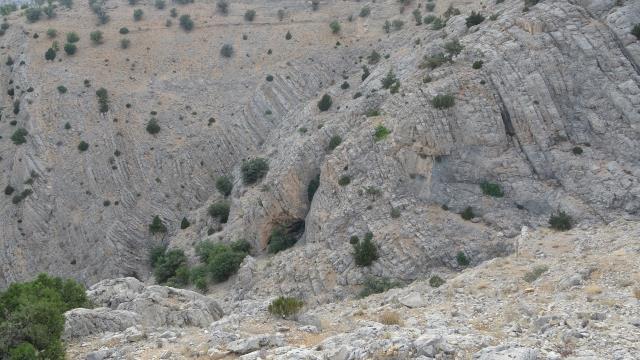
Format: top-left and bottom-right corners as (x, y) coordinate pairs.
(64, 220), (640, 359)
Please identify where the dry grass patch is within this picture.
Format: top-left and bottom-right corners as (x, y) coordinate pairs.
(585, 284), (603, 296)
(379, 311), (403, 326)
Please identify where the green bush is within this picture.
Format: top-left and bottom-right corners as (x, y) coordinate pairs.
(120, 38), (130, 49)
(57, 85), (67, 93)
(4, 185), (15, 195)
(66, 32), (79, 43)
(390, 207), (401, 218)
(179, 14), (193, 31)
(0, 274), (89, 359)
(307, 174), (320, 201)
(216, 0), (228, 14)
(359, 6), (370, 17)
(119, 27), (129, 34)
(267, 226), (297, 253)
(215, 176), (233, 196)
(77, 141), (89, 152)
(456, 251), (470, 266)
(244, 9), (256, 21)
(268, 296), (303, 318)
(220, 43), (234, 57)
(381, 69), (398, 89)
(338, 175), (351, 186)
(90, 30), (103, 44)
(460, 206), (474, 220)
(340, 81), (349, 89)
(465, 11), (485, 27)
(266, 74), (274, 81)
(431, 94), (455, 109)
(444, 39), (463, 57)
(25, 7), (42, 23)
(423, 15), (437, 24)
(241, 158), (269, 185)
(208, 249), (246, 282)
(328, 135), (342, 150)
(412, 9), (422, 25)
(63, 43), (77, 55)
(472, 60), (483, 69)
(180, 217), (190, 229)
(11, 128), (28, 145)
(419, 52), (448, 69)
(154, 0), (165, 9)
(367, 50), (380, 64)
(45, 47), (56, 61)
(330, 20), (341, 34)
(208, 201), (230, 223)
(633, 24), (640, 40)
(431, 17), (446, 30)
(285, 30), (292, 40)
(146, 118), (160, 134)
(317, 94), (332, 111)
(429, 275), (445, 287)
(480, 181), (504, 197)
(133, 9), (143, 21)
(358, 276), (402, 298)
(392, 19), (404, 30)
(149, 215), (167, 234)
(572, 146), (583, 155)
(374, 125), (391, 141)
(549, 211), (572, 231)
(352, 232), (378, 266)
(95, 87), (109, 113)
(152, 248), (188, 284)
(523, 265), (548, 283)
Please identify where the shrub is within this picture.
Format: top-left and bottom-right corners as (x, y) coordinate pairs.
(358, 277), (402, 298)
(359, 6), (370, 17)
(180, 217), (190, 229)
(392, 19), (404, 30)
(456, 251), (470, 266)
(431, 17), (446, 29)
(177, 14), (194, 32)
(285, 30), (292, 40)
(480, 181), (504, 197)
(119, 27), (129, 34)
(57, 85), (67, 94)
(268, 297), (303, 318)
(523, 265), (548, 283)
(63, 43), (77, 55)
(90, 30), (103, 44)
(367, 50), (381, 64)
(266, 74), (274, 82)
(47, 28), (57, 38)
(25, 7), (42, 22)
(170, 7), (177, 17)
(215, 176), (233, 196)
(381, 69), (398, 89)
(307, 174), (320, 202)
(373, 125), (390, 141)
(152, 248), (188, 284)
(361, 65), (370, 80)
(328, 135), (342, 150)
(267, 226), (297, 253)
(465, 11), (485, 27)
(429, 275), (445, 287)
(241, 158), (269, 185)
(426, 2), (435, 12)
(216, 0), (228, 14)
(133, 9), (143, 21)
(413, 9), (422, 25)
(340, 81), (349, 89)
(390, 207), (401, 218)
(244, 9), (256, 21)
(338, 175), (351, 186)
(209, 201), (230, 223)
(419, 52), (448, 69)
(208, 249), (246, 282)
(78, 141), (89, 152)
(444, 5), (461, 18)
(460, 206), (474, 220)
(423, 15), (436, 24)
(45, 47), (56, 61)
(317, 94), (332, 111)
(11, 128), (28, 145)
(379, 311), (402, 325)
(352, 232), (378, 266)
(431, 94), (455, 109)
(4, 185), (15, 195)
(549, 211), (572, 231)
(120, 38), (130, 49)
(444, 39), (463, 57)
(12, 100), (19, 114)
(633, 24), (640, 40)
(95, 87), (109, 113)
(220, 43), (234, 57)
(329, 20), (341, 34)
(66, 32), (79, 43)
(277, 9), (285, 21)
(146, 118), (161, 134)
(472, 60), (483, 69)
(149, 215), (167, 234)
(0, 274), (89, 359)
(572, 146), (583, 155)
(154, 0), (165, 9)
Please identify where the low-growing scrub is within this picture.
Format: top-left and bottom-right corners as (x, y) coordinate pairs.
(480, 181), (504, 197)
(268, 296), (303, 318)
(328, 134), (342, 150)
(208, 201), (230, 223)
(523, 265), (548, 283)
(149, 215), (167, 234)
(318, 94), (332, 111)
(358, 276), (402, 298)
(431, 94), (455, 109)
(465, 11), (485, 27)
(429, 275), (445, 287)
(549, 211), (572, 231)
(352, 231), (378, 266)
(456, 251), (470, 266)
(267, 225), (298, 253)
(241, 158), (269, 185)
(215, 175), (233, 196)
(373, 125), (391, 141)
(460, 206), (474, 220)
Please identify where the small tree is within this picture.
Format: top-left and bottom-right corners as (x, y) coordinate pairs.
(456, 251), (470, 266)
(64, 43), (77, 55)
(215, 176), (233, 196)
(78, 141), (89, 152)
(480, 181), (503, 197)
(220, 44), (234, 57)
(329, 20), (341, 34)
(241, 158), (269, 185)
(90, 30), (103, 44)
(460, 206), (474, 220)
(209, 201), (230, 223)
(444, 39), (463, 57)
(11, 128), (28, 145)
(413, 9), (422, 25)
(392, 19), (404, 30)
(146, 118), (161, 134)
(317, 94), (332, 111)
(180, 217), (190, 229)
(25, 7), (42, 22)
(352, 232), (379, 266)
(179, 14), (193, 31)
(285, 30), (292, 40)
(360, 6), (370, 17)
(244, 9), (256, 21)
(45, 47), (56, 61)
(307, 174), (320, 202)
(149, 215), (167, 235)
(381, 69), (398, 89)
(133, 9), (143, 21)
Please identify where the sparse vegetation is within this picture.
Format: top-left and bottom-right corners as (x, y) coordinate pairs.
(473, 60), (484, 69)
(66, 32), (79, 43)
(307, 174), (320, 202)
(25, 7), (42, 23)
(460, 206), (474, 220)
(154, 0), (165, 9)
(47, 28), (57, 38)
(120, 38), (131, 49)
(244, 9), (256, 21)
(149, 215), (167, 235)
(133, 9), (143, 21)
(208, 201), (230, 223)
(90, 30), (103, 44)
(64, 42), (77, 55)
(216, 0), (228, 15)
(95, 87), (109, 113)
(572, 146), (583, 155)
(549, 211), (572, 231)
(358, 277), (402, 298)
(456, 251), (470, 266)
(429, 275), (445, 287)
(480, 181), (504, 197)
(216, 176), (233, 196)
(179, 14), (193, 31)
(633, 24), (640, 40)
(268, 297), (303, 318)
(119, 27), (129, 34)
(11, 128), (28, 145)
(367, 50), (381, 64)
(330, 20), (341, 34)
(523, 265), (548, 283)
(379, 311), (402, 325)
(338, 175), (351, 186)
(241, 158), (269, 185)
(465, 11), (485, 27)
(381, 69), (399, 90)
(220, 44), (234, 57)
(317, 94), (332, 111)
(444, 39), (463, 57)
(267, 225), (299, 253)
(359, 6), (370, 17)
(328, 135), (342, 150)
(373, 125), (391, 141)
(78, 141), (89, 152)
(431, 94), (455, 109)
(352, 231), (379, 266)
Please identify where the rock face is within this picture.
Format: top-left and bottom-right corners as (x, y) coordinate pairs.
(63, 277), (223, 339)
